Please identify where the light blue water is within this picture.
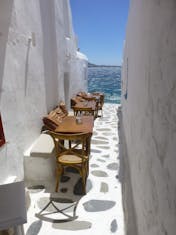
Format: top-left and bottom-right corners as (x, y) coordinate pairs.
(88, 66), (121, 104)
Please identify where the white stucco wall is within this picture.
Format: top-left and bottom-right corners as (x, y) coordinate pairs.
(121, 0), (176, 235)
(69, 51), (88, 98)
(0, 0), (88, 181)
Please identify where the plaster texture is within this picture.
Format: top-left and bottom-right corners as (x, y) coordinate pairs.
(121, 0), (176, 234)
(0, 0), (88, 183)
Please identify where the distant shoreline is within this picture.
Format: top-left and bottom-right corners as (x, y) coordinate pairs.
(88, 62), (121, 68)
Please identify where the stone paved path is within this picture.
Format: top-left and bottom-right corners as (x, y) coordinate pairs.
(24, 103), (125, 235)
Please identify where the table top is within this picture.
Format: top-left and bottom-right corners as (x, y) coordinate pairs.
(78, 93), (101, 101)
(55, 116), (94, 134)
(74, 100), (96, 110)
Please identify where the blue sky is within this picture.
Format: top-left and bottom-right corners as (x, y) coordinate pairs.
(70, 0), (130, 66)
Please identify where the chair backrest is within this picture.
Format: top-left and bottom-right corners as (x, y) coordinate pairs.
(71, 96), (85, 108)
(77, 91), (87, 98)
(42, 103), (68, 131)
(72, 106), (95, 118)
(43, 110), (63, 130)
(45, 131), (91, 159)
(77, 92), (96, 101)
(99, 94), (104, 106)
(70, 98), (77, 108)
(42, 116), (58, 131)
(59, 101), (68, 116)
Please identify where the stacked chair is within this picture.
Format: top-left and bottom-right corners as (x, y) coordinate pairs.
(42, 101), (68, 131)
(71, 91), (105, 118)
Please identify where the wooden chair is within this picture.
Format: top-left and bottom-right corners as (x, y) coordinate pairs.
(72, 106), (95, 117)
(59, 101), (68, 116)
(45, 131), (91, 194)
(42, 111), (62, 131)
(98, 94), (104, 117)
(42, 115), (59, 131)
(42, 103), (68, 131)
(92, 93), (104, 117)
(77, 92), (97, 101)
(70, 96), (85, 108)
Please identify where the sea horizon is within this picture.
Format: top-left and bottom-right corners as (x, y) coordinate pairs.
(88, 62), (121, 68)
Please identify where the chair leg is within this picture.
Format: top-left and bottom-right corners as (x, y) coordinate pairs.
(86, 161), (89, 177)
(61, 166), (65, 176)
(82, 167), (87, 194)
(55, 177), (59, 192)
(82, 175), (86, 194)
(55, 165), (62, 192)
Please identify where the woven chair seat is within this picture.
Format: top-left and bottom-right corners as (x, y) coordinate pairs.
(58, 154), (88, 164)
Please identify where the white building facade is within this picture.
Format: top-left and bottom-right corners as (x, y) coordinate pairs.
(0, 0), (88, 181)
(121, 0), (176, 235)
(0, 0), (88, 231)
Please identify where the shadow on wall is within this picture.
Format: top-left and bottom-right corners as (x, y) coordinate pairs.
(39, 0), (59, 112)
(118, 108), (138, 235)
(0, 0), (14, 102)
(24, 38), (32, 96)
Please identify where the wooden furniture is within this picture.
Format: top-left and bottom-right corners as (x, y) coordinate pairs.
(55, 116), (94, 134)
(70, 96), (85, 108)
(78, 93), (97, 101)
(42, 101), (68, 131)
(72, 100), (97, 118)
(92, 92), (104, 117)
(59, 101), (68, 116)
(46, 131), (91, 194)
(73, 91), (105, 117)
(55, 116), (94, 155)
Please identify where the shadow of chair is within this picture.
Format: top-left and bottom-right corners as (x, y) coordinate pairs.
(35, 195), (79, 223)
(45, 131), (91, 194)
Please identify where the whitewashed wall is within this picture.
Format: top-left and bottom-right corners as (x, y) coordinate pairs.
(0, 0), (88, 181)
(121, 0), (176, 235)
(69, 51), (88, 97)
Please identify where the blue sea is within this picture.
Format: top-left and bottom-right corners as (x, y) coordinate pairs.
(88, 66), (121, 104)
